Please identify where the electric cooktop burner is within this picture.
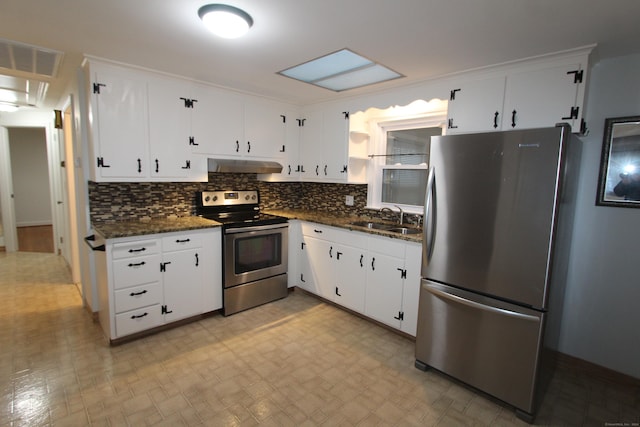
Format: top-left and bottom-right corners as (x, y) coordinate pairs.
(196, 190), (287, 228)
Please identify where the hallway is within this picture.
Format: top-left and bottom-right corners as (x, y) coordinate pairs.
(1, 252), (638, 426)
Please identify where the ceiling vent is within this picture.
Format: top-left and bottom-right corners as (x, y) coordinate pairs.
(0, 38), (63, 78)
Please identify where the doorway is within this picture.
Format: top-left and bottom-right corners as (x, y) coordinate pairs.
(8, 127), (54, 253)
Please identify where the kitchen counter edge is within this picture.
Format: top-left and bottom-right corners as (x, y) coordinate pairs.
(92, 217), (222, 240)
(264, 209), (422, 243)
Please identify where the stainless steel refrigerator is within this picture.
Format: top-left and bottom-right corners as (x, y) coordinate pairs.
(415, 124), (580, 422)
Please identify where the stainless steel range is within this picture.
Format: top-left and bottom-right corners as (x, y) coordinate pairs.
(196, 190), (288, 315)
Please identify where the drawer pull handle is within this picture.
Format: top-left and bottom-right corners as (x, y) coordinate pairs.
(127, 261), (146, 268)
(176, 238), (191, 243)
(313, 229), (323, 233)
(128, 247), (146, 253)
(131, 312), (148, 319)
(130, 290), (148, 297)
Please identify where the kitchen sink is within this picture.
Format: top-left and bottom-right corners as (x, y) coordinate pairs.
(349, 220), (394, 230)
(349, 221), (422, 235)
(388, 227), (422, 235)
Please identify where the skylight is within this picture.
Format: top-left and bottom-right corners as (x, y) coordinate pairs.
(278, 48), (403, 92)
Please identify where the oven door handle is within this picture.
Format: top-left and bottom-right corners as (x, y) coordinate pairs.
(225, 223), (288, 234)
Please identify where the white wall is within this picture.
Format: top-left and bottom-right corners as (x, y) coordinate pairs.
(559, 53), (640, 379)
(8, 127), (52, 227)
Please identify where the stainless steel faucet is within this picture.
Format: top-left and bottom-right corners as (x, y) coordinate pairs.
(380, 205), (405, 225)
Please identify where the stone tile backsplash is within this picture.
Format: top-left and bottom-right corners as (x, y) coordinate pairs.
(89, 174), (371, 224)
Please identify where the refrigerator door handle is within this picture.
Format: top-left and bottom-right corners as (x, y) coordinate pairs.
(422, 166), (437, 267)
(424, 283), (540, 322)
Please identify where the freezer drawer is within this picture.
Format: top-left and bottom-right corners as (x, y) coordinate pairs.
(415, 280), (545, 415)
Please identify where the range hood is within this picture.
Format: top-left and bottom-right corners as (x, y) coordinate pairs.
(207, 158), (283, 174)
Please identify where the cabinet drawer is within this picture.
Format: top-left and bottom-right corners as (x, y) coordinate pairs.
(112, 239), (160, 259)
(301, 222), (365, 247)
(115, 306), (162, 337)
(161, 233), (202, 252)
(114, 282), (162, 313)
(112, 254), (161, 289)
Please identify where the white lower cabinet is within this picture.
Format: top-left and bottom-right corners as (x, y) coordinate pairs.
(296, 221), (421, 336)
(97, 228), (222, 341)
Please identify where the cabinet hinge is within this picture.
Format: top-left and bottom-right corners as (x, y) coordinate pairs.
(397, 268), (407, 279)
(161, 305), (173, 314)
(180, 97), (197, 108)
(188, 136), (199, 146)
(96, 157), (111, 168)
(181, 160), (191, 169)
(562, 106), (580, 121)
(580, 118), (588, 135)
(93, 83), (105, 94)
(341, 165), (347, 174)
(297, 118), (306, 127)
(160, 261), (171, 272)
(280, 114), (286, 123)
(567, 69), (584, 84)
(394, 311), (404, 321)
(450, 88), (461, 100)
(342, 111), (350, 119)
(447, 118), (458, 129)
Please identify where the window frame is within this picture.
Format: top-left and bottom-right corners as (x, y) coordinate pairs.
(367, 113), (447, 214)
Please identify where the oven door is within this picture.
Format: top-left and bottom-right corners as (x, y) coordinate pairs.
(223, 223), (288, 288)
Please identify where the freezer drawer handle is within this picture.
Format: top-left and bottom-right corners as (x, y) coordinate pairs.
(425, 284), (540, 322)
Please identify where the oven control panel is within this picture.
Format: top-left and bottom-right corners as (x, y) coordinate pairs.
(200, 190), (259, 207)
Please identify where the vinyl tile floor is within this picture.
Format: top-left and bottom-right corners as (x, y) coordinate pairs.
(1, 252), (638, 426)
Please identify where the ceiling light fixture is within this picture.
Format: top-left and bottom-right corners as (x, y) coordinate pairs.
(278, 48), (404, 92)
(198, 4), (253, 39)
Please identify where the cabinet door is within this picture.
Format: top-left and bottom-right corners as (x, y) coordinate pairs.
(323, 110), (350, 181)
(92, 66), (149, 179)
(446, 77), (506, 134)
(162, 249), (203, 322)
(400, 242), (422, 336)
(503, 63), (583, 131)
(301, 235), (334, 298)
(299, 110), (323, 180)
(191, 85), (244, 156)
(365, 251), (405, 329)
(244, 98), (287, 159)
(334, 244), (366, 313)
(147, 77), (193, 178)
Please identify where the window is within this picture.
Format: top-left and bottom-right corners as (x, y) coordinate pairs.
(368, 115), (446, 213)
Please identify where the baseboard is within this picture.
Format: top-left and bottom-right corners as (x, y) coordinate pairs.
(551, 350), (640, 387)
(16, 222), (53, 227)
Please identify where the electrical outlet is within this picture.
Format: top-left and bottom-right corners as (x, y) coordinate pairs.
(345, 195), (354, 206)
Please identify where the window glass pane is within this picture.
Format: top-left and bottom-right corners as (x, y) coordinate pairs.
(385, 127), (441, 165)
(382, 169), (428, 206)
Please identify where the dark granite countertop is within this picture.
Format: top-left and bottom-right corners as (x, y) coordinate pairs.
(93, 216), (221, 239)
(264, 209), (422, 243)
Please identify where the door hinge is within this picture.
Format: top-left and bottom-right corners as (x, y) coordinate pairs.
(567, 69), (584, 84)
(397, 268), (407, 279)
(562, 106), (580, 120)
(93, 83), (105, 94)
(161, 305), (173, 314)
(450, 88), (461, 100)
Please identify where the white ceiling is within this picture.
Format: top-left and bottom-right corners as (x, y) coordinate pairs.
(2, 0), (640, 110)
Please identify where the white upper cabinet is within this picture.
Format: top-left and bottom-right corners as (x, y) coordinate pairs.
(147, 76), (204, 179)
(87, 62), (149, 180)
(299, 108), (350, 182)
(503, 62), (585, 131)
(446, 49), (590, 134)
(445, 76), (506, 133)
(244, 98), (288, 159)
(191, 85), (244, 157)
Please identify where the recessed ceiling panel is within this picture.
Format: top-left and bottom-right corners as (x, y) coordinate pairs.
(278, 48), (403, 91)
(0, 38), (63, 78)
